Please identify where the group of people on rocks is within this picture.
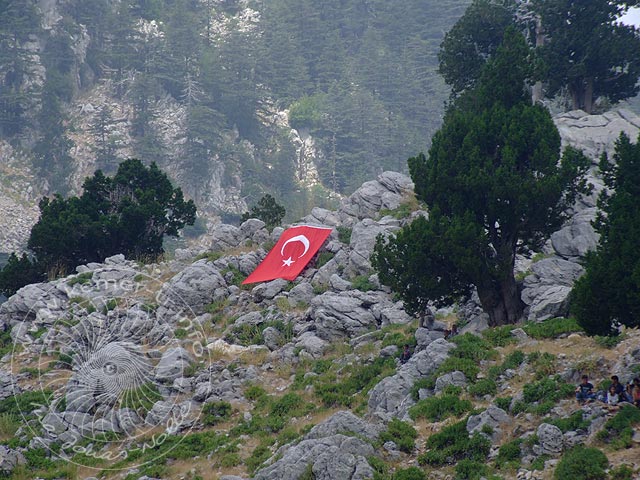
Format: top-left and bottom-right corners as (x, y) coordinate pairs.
(576, 374), (640, 409)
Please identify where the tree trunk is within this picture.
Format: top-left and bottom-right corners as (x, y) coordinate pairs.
(583, 77), (594, 114)
(476, 273), (524, 326)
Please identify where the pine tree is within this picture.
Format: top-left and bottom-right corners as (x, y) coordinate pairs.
(571, 133), (640, 335)
(373, 29), (589, 326)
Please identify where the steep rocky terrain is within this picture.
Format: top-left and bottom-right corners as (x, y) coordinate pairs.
(0, 127), (639, 479)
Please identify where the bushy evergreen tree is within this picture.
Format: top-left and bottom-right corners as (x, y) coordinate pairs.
(25, 159), (195, 276)
(241, 194), (286, 231)
(533, 0), (640, 113)
(373, 29), (589, 326)
(571, 133), (640, 335)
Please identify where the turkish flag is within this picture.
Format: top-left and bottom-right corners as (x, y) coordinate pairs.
(242, 225), (333, 284)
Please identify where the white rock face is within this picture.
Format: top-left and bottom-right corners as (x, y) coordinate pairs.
(554, 109), (640, 160)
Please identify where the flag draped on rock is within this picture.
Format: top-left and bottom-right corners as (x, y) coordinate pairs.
(242, 225), (333, 284)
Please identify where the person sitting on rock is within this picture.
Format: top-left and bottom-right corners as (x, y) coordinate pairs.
(632, 378), (640, 407)
(575, 375), (596, 404)
(623, 382), (635, 403)
(400, 344), (412, 364)
(610, 375), (625, 397)
(605, 385), (621, 411)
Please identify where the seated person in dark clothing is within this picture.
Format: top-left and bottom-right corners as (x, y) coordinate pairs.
(610, 375), (625, 396)
(576, 375), (596, 404)
(400, 344), (412, 364)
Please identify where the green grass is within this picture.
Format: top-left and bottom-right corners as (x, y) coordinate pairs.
(119, 382), (162, 415)
(523, 317), (582, 339)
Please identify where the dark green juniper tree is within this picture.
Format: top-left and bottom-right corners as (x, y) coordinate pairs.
(571, 133), (640, 335)
(533, 0), (640, 113)
(372, 29), (589, 326)
(241, 194), (286, 231)
(0, 159), (195, 296)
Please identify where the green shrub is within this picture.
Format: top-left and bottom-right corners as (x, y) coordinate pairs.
(523, 317), (582, 339)
(494, 397), (512, 411)
(67, 271), (93, 286)
(451, 333), (497, 361)
(596, 404), (640, 449)
(393, 466), (426, 480)
(0, 412), (20, 439)
(521, 376), (574, 414)
(368, 456), (389, 480)
(336, 226), (352, 244)
(609, 464), (635, 480)
(315, 357), (396, 408)
(219, 452), (241, 467)
(526, 351), (557, 379)
(553, 446), (608, 480)
(594, 333), (625, 348)
(410, 378), (434, 401)
(435, 357), (479, 383)
(246, 443), (272, 474)
(545, 411), (590, 433)
(495, 439), (521, 469)
(468, 378), (497, 397)
(409, 395), (472, 421)
(202, 401), (232, 426)
(419, 419), (490, 467)
(351, 274), (376, 292)
(316, 251), (335, 268)
(245, 384), (268, 401)
(380, 419), (417, 453)
(0, 390), (54, 417)
(455, 459), (488, 480)
(289, 95), (323, 130)
(482, 326), (516, 347)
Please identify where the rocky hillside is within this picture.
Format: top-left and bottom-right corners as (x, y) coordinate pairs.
(0, 137), (639, 479)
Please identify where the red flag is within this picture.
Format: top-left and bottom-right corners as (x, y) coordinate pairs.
(242, 225), (333, 284)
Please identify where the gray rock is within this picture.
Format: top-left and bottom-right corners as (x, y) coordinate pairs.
(555, 109), (640, 160)
(262, 326), (283, 351)
(551, 208), (599, 260)
(252, 279), (289, 302)
(288, 283), (315, 307)
(157, 259), (227, 316)
(233, 311), (264, 327)
(155, 347), (194, 382)
(379, 345), (398, 358)
(210, 224), (242, 251)
(309, 291), (380, 341)
(339, 171), (413, 220)
(239, 219), (266, 237)
(330, 274), (352, 292)
(345, 218), (401, 277)
(254, 434), (375, 480)
(0, 446), (26, 473)
(536, 423), (564, 455)
(467, 406), (511, 442)
(368, 339), (454, 419)
(173, 377), (195, 393)
(117, 408), (143, 435)
(526, 285), (572, 321)
(434, 371), (468, 393)
(304, 411), (382, 442)
(295, 332), (329, 358)
(414, 327), (445, 351)
(145, 400), (175, 427)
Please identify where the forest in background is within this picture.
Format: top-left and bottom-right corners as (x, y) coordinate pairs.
(0, 0), (469, 220)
